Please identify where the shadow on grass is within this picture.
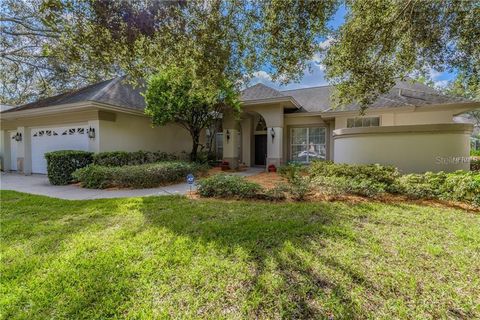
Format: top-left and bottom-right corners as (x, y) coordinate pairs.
(8, 191), (470, 318)
(136, 196), (368, 318)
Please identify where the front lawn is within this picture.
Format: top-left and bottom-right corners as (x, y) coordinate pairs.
(1, 191), (479, 319)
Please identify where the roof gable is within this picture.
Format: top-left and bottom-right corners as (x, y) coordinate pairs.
(240, 83), (284, 101)
(3, 77), (146, 113)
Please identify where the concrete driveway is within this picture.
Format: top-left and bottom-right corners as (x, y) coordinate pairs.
(0, 167), (264, 200)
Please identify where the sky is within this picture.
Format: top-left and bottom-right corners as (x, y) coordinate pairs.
(251, 5), (456, 91)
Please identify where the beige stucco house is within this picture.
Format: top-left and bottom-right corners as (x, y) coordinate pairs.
(1, 77), (478, 174)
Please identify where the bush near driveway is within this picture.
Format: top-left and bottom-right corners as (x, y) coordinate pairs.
(45, 150), (93, 185)
(73, 161), (208, 189)
(92, 150), (178, 167)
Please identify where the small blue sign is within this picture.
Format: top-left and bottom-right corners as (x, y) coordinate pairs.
(186, 173), (195, 184)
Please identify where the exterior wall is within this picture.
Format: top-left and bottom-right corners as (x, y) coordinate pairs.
(333, 124), (472, 173)
(98, 112), (196, 154)
(334, 107), (469, 130)
(0, 110), (97, 173)
(0, 107), (201, 173)
(243, 104), (284, 127)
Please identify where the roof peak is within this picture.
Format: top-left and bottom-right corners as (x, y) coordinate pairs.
(281, 84), (331, 92)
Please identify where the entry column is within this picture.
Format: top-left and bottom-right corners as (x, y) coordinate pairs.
(222, 110), (240, 169)
(267, 127), (283, 168)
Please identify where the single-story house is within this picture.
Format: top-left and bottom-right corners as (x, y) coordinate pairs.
(1, 76), (478, 174)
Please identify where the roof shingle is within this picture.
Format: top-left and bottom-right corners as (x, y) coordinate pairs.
(3, 77), (146, 113)
(2, 77), (471, 115)
(240, 83), (284, 101)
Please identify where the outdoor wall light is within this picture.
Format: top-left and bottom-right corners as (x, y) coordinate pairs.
(87, 127), (96, 139)
(270, 128), (275, 141)
(226, 129), (231, 143)
(14, 132), (22, 142)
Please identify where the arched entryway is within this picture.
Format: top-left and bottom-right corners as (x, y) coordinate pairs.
(222, 104), (285, 169)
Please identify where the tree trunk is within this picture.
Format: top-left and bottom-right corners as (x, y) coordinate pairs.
(190, 130), (200, 162)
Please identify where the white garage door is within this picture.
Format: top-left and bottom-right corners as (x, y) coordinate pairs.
(31, 126), (89, 174)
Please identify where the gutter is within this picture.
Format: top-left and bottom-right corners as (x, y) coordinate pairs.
(0, 100), (146, 120)
(241, 96), (301, 109)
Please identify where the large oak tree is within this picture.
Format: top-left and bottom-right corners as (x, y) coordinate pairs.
(2, 0), (478, 109)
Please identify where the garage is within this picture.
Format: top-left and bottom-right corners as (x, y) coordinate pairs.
(31, 126), (89, 174)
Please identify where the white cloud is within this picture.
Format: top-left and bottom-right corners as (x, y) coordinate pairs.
(428, 68), (443, 80)
(434, 79), (449, 89)
(251, 62), (328, 91)
(252, 71), (272, 82)
(319, 36), (334, 50)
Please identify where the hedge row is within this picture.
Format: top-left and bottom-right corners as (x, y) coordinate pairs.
(73, 161), (208, 189)
(45, 151), (93, 185)
(45, 150), (183, 185)
(309, 161), (480, 206)
(398, 171), (480, 205)
(92, 151), (178, 167)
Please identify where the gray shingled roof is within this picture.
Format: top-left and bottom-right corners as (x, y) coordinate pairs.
(2, 77), (470, 115)
(3, 76), (146, 113)
(281, 81), (469, 113)
(240, 83), (285, 101)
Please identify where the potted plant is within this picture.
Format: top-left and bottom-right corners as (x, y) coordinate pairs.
(221, 161), (230, 171)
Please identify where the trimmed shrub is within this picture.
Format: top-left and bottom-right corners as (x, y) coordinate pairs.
(278, 163), (312, 201)
(73, 161), (207, 189)
(398, 171), (480, 206)
(197, 174), (263, 199)
(45, 150), (93, 185)
(261, 185), (287, 201)
(397, 172), (445, 199)
(313, 175), (387, 197)
(278, 162), (308, 180)
(310, 161), (399, 190)
(286, 176), (312, 201)
(471, 158), (480, 171)
(92, 150), (177, 167)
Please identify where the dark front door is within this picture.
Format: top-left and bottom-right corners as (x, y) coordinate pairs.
(254, 134), (267, 165)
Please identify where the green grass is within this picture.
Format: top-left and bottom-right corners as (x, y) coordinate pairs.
(1, 191), (479, 319)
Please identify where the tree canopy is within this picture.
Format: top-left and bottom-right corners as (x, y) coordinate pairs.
(324, 0), (480, 112)
(0, 0), (117, 105)
(144, 63), (240, 161)
(1, 0), (479, 110)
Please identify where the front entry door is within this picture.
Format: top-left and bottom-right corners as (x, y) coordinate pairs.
(254, 134), (267, 166)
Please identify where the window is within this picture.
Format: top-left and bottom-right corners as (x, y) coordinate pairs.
(347, 117), (380, 128)
(215, 132), (223, 160)
(255, 117), (267, 131)
(215, 132), (240, 160)
(290, 127), (326, 163)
